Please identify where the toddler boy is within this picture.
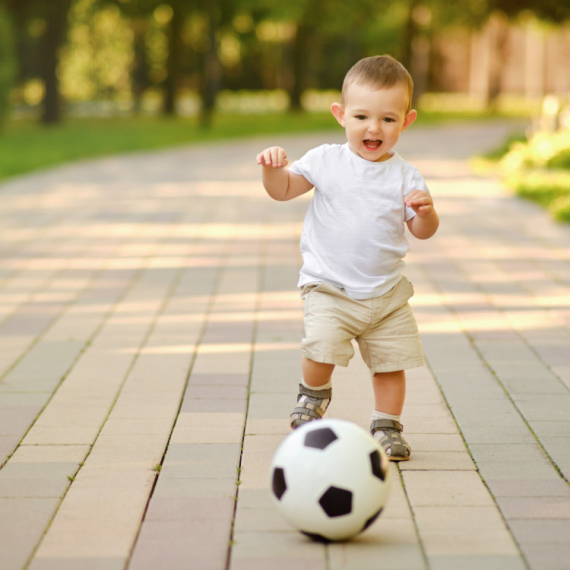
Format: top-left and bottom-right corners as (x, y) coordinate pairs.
(256, 55), (439, 461)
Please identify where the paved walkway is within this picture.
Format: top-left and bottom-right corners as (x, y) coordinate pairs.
(0, 120), (569, 570)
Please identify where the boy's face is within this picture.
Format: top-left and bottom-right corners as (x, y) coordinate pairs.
(331, 82), (417, 162)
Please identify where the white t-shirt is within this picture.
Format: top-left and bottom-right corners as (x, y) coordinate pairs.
(289, 143), (429, 300)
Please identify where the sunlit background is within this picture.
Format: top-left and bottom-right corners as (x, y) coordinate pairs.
(1, 0), (570, 120)
(0, 0), (569, 215)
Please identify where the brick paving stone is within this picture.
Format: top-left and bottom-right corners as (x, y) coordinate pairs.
(329, 543), (426, 570)
(495, 497), (570, 519)
(428, 556), (527, 570)
(475, 459), (562, 481)
(145, 497), (236, 522)
(468, 443), (551, 463)
(403, 471), (494, 507)
(459, 425), (539, 445)
(0, 407), (43, 437)
(507, 520), (570, 544)
(159, 461), (238, 480)
(165, 442), (242, 463)
(404, 433), (467, 452)
(0, 434), (20, 465)
(413, 506), (520, 557)
(128, 520), (232, 570)
(485, 479), (570, 498)
(520, 544), (570, 570)
(10, 444), (90, 463)
(188, 372), (250, 386)
(398, 451), (476, 471)
(0, 462), (77, 498)
(0, 498), (60, 570)
(28, 558), (125, 570)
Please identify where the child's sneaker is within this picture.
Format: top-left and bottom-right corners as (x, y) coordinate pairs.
(370, 419), (411, 461)
(290, 383), (332, 429)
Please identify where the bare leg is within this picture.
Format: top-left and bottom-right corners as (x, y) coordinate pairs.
(302, 357), (335, 387)
(371, 370), (410, 460)
(372, 370), (406, 415)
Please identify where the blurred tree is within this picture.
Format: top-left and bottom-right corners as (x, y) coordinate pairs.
(482, 0), (570, 108)
(248, 0), (386, 111)
(106, 0), (157, 112)
(62, 0), (134, 103)
(5, 0), (73, 124)
(0, 4), (16, 130)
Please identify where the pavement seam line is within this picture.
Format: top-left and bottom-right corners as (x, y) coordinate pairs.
(225, 236), (266, 570)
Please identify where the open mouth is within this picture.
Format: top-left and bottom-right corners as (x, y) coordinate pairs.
(364, 139), (381, 150)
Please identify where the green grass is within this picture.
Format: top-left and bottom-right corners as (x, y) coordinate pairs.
(0, 109), (526, 183)
(0, 112), (337, 181)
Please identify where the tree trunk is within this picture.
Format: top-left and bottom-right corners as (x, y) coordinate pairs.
(39, 0), (71, 124)
(163, 5), (183, 116)
(131, 18), (148, 115)
(486, 11), (509, 111)
(290, 22), (311, 112)
(199, 4), (220, 129)
(401, 0), (421, 72)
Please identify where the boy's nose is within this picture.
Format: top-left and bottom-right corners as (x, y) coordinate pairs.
(368, 121), (381, 134)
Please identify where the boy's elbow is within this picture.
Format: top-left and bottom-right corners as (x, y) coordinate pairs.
(411, 217), (439, 239)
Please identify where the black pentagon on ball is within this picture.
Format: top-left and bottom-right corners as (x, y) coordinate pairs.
(300, 530), (331, 543)
(272, 467), (287, 500)
(319, 486), (353, 517)
(304, 427), (338, 450)
(370, 449), (387, 481)
(361, 507), (383, 532)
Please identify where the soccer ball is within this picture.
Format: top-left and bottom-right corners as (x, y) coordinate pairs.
(270, 419), (391, 541)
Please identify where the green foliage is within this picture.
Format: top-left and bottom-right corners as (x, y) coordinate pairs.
(546, 148), (570, 170)
(497, 129), (570, 223)
(507, 170), (570, 206)
(61, 0), (134, 101)
(0, 5), (16, 130)
(550, 195), (570, 222)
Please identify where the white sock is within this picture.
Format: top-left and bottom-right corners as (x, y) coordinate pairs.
(302, 378), (332, 391)
(371, 410), (401, 422)
(371, 410), (401, 440)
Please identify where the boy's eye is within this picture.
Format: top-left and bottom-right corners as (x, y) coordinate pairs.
(355, 115), (367, 120)
(384, 117), (395, 123)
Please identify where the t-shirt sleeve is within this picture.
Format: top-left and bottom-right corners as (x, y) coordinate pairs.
(403, 166), (430, 222)
(288, 146), (324, 188)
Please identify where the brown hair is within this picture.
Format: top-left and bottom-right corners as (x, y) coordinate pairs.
(342, 55), (414, 112)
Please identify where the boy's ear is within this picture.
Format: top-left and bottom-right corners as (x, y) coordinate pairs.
(401, 109), (417, 131)
(331, 102), (345, 127)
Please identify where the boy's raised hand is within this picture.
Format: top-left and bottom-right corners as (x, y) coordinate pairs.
(256, 147), (288, 169)
(404, 190), (434, 218)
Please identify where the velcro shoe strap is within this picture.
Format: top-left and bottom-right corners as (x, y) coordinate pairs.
(371, 419), (403, 433)
(291, 407), (322, 421)
(297, 383), (333, 401)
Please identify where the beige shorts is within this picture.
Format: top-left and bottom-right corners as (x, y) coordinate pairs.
(301, 277), (424, 374)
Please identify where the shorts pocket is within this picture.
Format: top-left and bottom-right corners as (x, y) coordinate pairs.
(300, 282), (323, 300)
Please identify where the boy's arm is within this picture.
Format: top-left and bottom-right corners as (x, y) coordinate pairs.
(256, 147), (314, 201)
(405, 190), (439, 239)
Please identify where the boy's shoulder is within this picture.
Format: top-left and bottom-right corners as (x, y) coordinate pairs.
(303, 143), (346, 158)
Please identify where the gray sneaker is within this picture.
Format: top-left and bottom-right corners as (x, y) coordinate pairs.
(290, 383), (332, 429)
(370, 419), (411, 461)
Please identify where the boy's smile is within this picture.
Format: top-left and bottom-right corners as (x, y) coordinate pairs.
(331, 83), (417, 162)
